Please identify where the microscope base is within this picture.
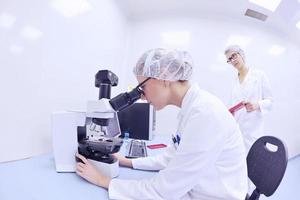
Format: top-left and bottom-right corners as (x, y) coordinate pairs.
(88, 159), (119, 178)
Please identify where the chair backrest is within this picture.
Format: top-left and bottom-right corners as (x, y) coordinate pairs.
(247, 136), (288, 199)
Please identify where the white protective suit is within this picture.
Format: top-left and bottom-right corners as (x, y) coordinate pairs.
(230, 68), (273, 152)
(109, 84), (248, 200)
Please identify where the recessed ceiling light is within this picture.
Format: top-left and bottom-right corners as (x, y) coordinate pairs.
(51, 0), (92, 18)
(0, 12), (16, 29)
(296, 20), (300, 30)
(249, 0), (281, 12)
(20, 26), (43, 41)
(268, 45), (286, 55)
(161, 31), (191, 46)
(226, 35), (252, 47)
(9, 44), (24, 54)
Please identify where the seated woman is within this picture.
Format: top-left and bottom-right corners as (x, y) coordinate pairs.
(76, 48), (248, 200)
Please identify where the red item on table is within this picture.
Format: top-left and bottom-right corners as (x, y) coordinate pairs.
(147, 143), (167, 149)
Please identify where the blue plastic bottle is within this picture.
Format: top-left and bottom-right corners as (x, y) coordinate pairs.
(123, 131), (130, 146)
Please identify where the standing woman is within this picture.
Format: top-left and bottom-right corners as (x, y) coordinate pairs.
(76, 48), (248, 200)
(224, 45), (273, 153)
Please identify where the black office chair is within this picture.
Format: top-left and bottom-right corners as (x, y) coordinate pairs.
(246, 136), (288, 200)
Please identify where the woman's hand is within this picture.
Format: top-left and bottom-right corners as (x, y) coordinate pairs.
(244, 101), (260, 112)
(75, 153), (111, 189)
(112, 153), (133, 168)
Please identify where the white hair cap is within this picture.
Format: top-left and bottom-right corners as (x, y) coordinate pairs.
(133, 48), (193, 81)
(224, 45), (246, 62)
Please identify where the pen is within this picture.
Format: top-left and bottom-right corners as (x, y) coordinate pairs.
(176, 134), (181, 144)
(172, 135), (177, 144)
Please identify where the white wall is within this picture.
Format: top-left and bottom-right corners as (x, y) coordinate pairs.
(0, 0), (130, 162)
(1, 1), (299, 162)
(125, 15), (300, 158)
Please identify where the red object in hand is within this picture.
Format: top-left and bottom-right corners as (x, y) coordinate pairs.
(229, 101), (245, 114)
(147, 143), (167, 149)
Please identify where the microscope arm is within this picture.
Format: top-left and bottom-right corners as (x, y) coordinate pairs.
(86, 99), (115, 119)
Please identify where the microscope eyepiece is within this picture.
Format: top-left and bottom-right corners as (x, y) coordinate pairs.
(109, 87), (142, 112)
(108, 77), (151, 112)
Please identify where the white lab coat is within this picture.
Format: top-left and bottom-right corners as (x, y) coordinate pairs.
(230, 69), (273, 152)
(109, 84), (248, 200)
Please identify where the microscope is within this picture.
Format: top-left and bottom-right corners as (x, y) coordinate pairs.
(76, 70), (143, 178)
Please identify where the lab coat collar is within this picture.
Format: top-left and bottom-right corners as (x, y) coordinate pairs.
(177, 83), (199, 120)
(237, 67), (252, 86)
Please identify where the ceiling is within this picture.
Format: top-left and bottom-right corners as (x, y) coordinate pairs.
(115, 0), (300, 46)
